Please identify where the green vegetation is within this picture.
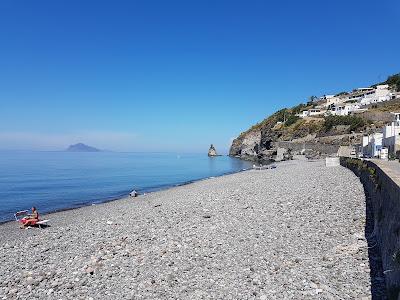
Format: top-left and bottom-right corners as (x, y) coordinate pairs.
(285, 115), (300, 127)
(368, 99), (400, 112)
(275, 109), (288, 122)
(323, 115), (366, 132)
(291, 103), (307, 114)
(384, 73), (400, 92)
(335, 91), (348, 96)
(373, 73), (400, 92)
(308, 95), (318, 103)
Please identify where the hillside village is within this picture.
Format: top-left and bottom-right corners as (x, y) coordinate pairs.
(229, 73), (400, 162)
(298, 84), (396, 118)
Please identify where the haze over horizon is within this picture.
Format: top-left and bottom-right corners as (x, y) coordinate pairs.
(1, 0), (399, 153)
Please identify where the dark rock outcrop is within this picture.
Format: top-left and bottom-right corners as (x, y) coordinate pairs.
(229, 112), (284, 163)
(208, 144), (218, 157)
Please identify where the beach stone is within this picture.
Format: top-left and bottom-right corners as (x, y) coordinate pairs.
(85, 267), (95, 275)
(9, 288), (18, 295)
(0, 159), (373, 299)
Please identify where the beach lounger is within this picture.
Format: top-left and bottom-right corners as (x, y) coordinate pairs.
(35, 219), (50, 229)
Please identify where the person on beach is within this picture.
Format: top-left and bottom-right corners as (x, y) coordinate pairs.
(20, 207), (39, 228)
(130, 190), (138, 197)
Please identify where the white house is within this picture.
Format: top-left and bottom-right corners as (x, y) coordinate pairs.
(298, 111), (309, 118)
(382, 112), (400, 157)
(373, 84), (391, 103)
(350, 88), (376, 105)
(309, 108), (325, 116)
(362, 132), (383, 158)
(298, 108), (326, 118)
(355, 85), (392, 106)
(319, 95), (335, 104)
(330, 105), (346, 116)
(329, 103), (363, 116)
(321, 95), (347, 108)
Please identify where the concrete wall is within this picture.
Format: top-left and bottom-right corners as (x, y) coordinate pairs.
(326, 157), (340, 167)
(340, 158), (400, 299)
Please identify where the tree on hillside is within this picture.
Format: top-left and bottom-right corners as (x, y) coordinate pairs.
(275, 109), (288, 122)
(385, 73), (400, 92)
(309, 95), (318, 102)
(291, 103), (307, 114)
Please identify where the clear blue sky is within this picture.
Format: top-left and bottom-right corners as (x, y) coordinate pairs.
(0, 0), (399, 153)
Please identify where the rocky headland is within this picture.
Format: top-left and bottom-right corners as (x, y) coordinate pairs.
(0, 159), (371, 299)
(229, 99), (400, 163)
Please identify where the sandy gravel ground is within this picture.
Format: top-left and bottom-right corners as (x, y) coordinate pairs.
(0, 159), (371, 299)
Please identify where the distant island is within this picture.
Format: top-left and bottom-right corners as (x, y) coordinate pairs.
(66, 143), (101, 152)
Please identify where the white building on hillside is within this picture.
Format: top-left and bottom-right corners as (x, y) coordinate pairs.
(320, 95), (335, 101)
(321, 95), (347, 108)
(352, 85), (393, 106)
(298, 108), (326, 118)
(362, 132), (383, 157)
(329, 103), (364, 116)
(375, 84), (390, 99)
(348, 88), (375, 105)
(382, 112), (400, 157)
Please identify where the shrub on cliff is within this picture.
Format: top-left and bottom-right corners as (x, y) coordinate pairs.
(285, 115), (300, 127)
(291, 103), (307, 114)
(323, 115), (365, 132)
(373, 73), (400, 92)
(385, 73), (400, 92)
(275, 109), (288, 122)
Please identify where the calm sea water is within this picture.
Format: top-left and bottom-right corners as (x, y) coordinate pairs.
(0, 151), (252, 222)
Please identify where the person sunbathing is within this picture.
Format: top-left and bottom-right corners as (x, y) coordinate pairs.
(20, 207), (39, 228)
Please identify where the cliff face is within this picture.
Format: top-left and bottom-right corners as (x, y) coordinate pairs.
(229, 112), (283, 162)
(229, 120), (346, 162)
(229, 129), (261, 157)
(229, 108), (367, 162)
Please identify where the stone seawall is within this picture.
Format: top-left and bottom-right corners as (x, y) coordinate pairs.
(340, 158), (400, 299)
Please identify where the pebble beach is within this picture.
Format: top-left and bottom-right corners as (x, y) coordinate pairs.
(0, 159), (371, 299)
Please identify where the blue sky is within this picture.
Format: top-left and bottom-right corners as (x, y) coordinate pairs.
(0, 0), (399, 153)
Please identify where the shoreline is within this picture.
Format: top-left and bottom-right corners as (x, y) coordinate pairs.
(0, 165), (253, 226)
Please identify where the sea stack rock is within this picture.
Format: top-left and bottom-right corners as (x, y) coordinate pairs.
(208, 144), (218, 157)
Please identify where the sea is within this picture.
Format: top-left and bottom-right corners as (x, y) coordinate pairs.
(0, 151), (252, 222)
